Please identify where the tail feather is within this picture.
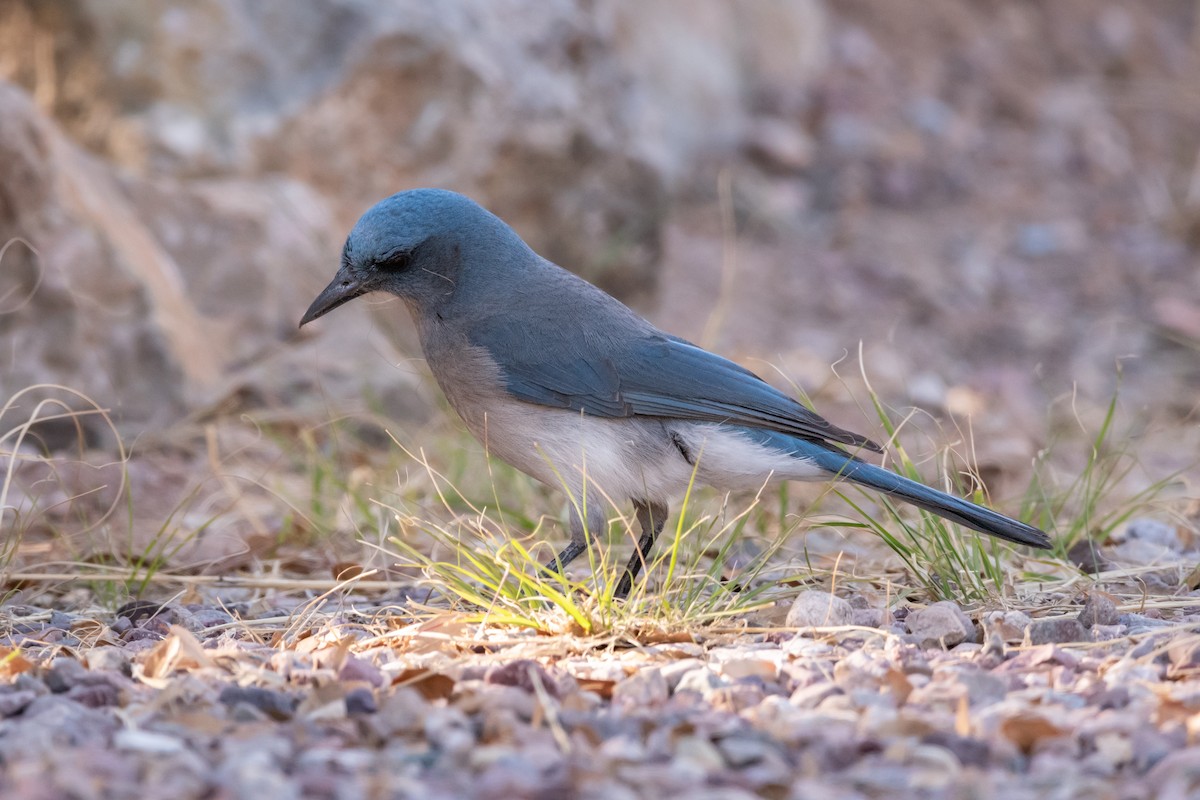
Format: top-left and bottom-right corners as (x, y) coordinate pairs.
(806, 448), (1051, 549)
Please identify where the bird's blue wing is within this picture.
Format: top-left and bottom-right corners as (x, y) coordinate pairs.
(468, 315), (880, 452)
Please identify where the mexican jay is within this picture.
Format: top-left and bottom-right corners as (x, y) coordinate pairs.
(300, 189), (1051, 595)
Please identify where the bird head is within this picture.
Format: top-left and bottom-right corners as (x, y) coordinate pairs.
(299, 188), (514, 327)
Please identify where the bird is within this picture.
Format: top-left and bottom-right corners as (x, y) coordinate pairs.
(300, 188), (1051, 596)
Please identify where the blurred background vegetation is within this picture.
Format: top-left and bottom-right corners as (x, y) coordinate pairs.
(0, 0), (1197, 595)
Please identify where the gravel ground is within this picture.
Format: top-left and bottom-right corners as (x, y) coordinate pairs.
(4, 566), (1200, 800)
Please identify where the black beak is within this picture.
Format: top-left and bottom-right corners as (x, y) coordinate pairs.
(299, 269), (367, 327)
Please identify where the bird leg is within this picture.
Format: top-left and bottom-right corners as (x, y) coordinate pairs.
(614, 500), (669, 598)
(541, 495), (604, 578)
(542, 539), (588, 576)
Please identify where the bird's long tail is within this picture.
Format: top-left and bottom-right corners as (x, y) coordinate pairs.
(805, 447), (1051, 549)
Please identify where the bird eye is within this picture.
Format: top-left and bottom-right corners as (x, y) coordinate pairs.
(374, 248), (412, 272)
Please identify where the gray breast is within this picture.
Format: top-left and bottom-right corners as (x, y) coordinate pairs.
(415, 316), (823, 507)
(412, 319), (669, 502)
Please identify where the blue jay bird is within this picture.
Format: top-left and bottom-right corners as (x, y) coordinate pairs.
(301, 189), (1051, 595)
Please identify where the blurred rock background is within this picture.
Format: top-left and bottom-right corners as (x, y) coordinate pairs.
(2, 0), (1198, 563)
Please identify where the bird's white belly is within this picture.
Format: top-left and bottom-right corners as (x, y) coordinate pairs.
(461, 400), (692, 505)
(452, 394), (827, 505)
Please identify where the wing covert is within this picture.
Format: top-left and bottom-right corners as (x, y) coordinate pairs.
(468, 313), (880, 452)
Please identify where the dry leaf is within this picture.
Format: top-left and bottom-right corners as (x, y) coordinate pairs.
(311, 637), (354, 673)
(292, 630), (323, 654)
(955, 694), (970, 737)
(332, 561), (364, 581)
(1150, 685), (1200, 730)
(298, 683), (349, 720)
(161, 709), (231, 736)
(624, 629), (695, 645)
(69, 618), (109, 643)
(1000, 713), (1067, 754)
(1185, 564), (1200, 592)
(392, 619), (471, 655)
(873, 712), (939, 738)
(0, 646), (34, 679)
(178, 585), (204, 605)
(141, 636), (182, 681)
(883, 668), (913, 705)
(391, 669), (455, 701)
(140, 625), (214, 680)
(576, 678), (616, 699)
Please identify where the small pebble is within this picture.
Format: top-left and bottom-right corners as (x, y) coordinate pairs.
(138, 617), (173, 637)
(708, 681), (767, 713)
(953, 668), (1008, 707)
(338, 656), (384, 688)
(906, 602), (975, 649)
(0, 690), (39, 717)
(659, 658), (705, 691)
(613, 668), (669, 708)
(1167, 639), (1200, 674)
(922, 732), (990, 768)
(86, 646), (132, 676)
(1119, 613), (1174, 635)
(218, 686), (298, 721)
(1028, 644), (1080, 669)
(852, 608), (885, 628)
(44, 658), (88, 693)
(716, 733), (777, 767)
(1027, 618), (1089, 645)
(121, 628), (165, 644)
(1066, 540), (1111, 574)
(1078, 593), (1119, 627)
(484, 659), (559, 697)
(674, 667), (728, 697)
(1090, 624), (1126, 642)
(1087, 686), (1130, 710)
(718, 658), (778, 682)
(1110, 539), (1175, 568)
(114, 729), (186, 755)
(367, 689), (428, 738)
(790, 682), (842, 710)
(982, 610), (1032, 642)
(785, 591), (854, 628)
(344, 688), (377, 715)
(65, 683), (121, 708)
(1124, 518), (1184, 551)
(186, 608), (235, 630)
(48, 611), (75, 631)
